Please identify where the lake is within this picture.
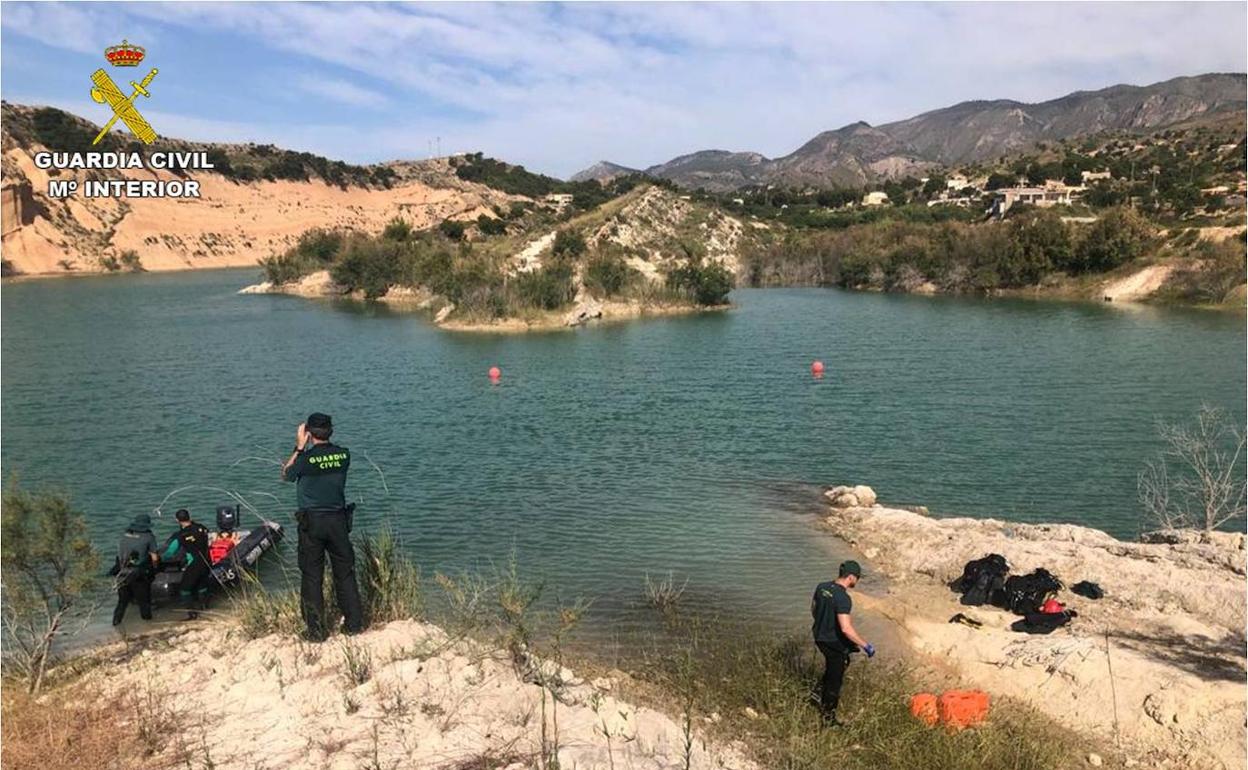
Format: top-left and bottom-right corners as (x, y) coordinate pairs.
(2, 269), (1244, 641)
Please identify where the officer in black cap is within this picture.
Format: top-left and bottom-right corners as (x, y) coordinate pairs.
(162, 508), (213, 619)
(281, 413), (362, 640)
(810, 560), (875, 726)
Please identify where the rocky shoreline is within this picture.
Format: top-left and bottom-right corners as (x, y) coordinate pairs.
(820, 486), (1247, 770)
(240, 270), (724, 332)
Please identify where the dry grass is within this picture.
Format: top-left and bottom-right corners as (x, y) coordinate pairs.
(2, 676), (185, 770)
(630, 621), (1087, 770)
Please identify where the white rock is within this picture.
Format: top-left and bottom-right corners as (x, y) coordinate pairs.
(1087, 753), (1103, 767)
(852, 485), (877, 507)
(433, 304), (455, 323)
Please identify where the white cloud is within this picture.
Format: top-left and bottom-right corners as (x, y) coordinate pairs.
(1, 2), (161, 56)
(296, 75), (388, 109)
(7, 2), (1245, 176)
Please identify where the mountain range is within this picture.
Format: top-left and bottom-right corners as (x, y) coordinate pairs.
(574, 73), (1247, 191)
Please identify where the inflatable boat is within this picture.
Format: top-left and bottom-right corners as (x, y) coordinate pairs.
(151, 505), (284, 602)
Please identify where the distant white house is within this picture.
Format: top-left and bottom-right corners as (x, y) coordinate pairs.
(946, 174), (969, 190)
(731, 198), (745, 206)
(989, 180), (1081, 217)
(862, 191), (889, 207)
(543, 193), (574, 212)
(1081, 170), (1112, 183)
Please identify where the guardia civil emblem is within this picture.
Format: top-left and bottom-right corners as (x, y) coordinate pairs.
(90, 40), (159, 145)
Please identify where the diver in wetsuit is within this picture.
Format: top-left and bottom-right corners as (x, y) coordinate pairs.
(282, 413), (362, 641)
(109, 513), (159, 625)
(162, 508), (213, 618)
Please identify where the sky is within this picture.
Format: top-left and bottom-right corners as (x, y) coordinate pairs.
(2, 2), (1245, 178)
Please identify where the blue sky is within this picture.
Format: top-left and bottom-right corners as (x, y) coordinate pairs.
(2, 2), (1245, 178)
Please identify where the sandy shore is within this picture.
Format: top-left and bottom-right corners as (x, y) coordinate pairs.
(821, 497), (1246, 770)
(79, 619), (754, 770)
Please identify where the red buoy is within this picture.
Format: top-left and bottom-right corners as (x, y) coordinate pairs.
(811, 360), (825, 375)
(488, 366), (502, 381)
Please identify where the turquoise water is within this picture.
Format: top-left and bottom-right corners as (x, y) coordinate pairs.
(2, 269), (1244, 638)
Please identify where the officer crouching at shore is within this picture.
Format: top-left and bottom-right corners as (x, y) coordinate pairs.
(281, 413), (363, 641)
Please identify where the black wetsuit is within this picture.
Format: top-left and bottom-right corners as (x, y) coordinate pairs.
(110, 529), (157, 624)
(164, 522), (213, 609)
(811, 581), (857, 721)
(284, 442), (361, 638)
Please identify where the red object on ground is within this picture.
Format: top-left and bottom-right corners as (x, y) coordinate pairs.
(938, 690), (990, 730)
(811, 360), (825, 375)
(209, 537), (236, 564)
(488, 366), (501, 380)
(909, 693), (939, 726)
(1041, 598), (1065, 614)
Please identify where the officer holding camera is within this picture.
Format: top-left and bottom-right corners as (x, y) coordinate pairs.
(281, 413), (362, 640)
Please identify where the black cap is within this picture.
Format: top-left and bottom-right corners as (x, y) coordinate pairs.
(175, 508), (191, 522)
(306, 413), (333, 430)
(839, 560), (862, 578)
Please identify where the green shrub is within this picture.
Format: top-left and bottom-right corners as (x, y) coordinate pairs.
(584, 250), (639, 298)
(1074, 207), (1155, 272)
(262, 229), (346, 285)
(99, 255), (121, 272)
(666, 258), (734, 305)
(1006, 210), (1070, 283)
(1157, 237), (1248, 304)
(515, 263), (576, 310)
(476, 215), (507, 236)
(451, 153), (560, 197)
(1, 485), (99, 693)
(118, 250), (144, 272)
(31, 108), (119, 152)
(382, 218), (413, 242)
(331, 237), (404, 299)
(552, 229), (587, 260)
(439, 220), (466, 241)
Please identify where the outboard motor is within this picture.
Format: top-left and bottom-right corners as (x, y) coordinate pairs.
(216, 504), (240, 532)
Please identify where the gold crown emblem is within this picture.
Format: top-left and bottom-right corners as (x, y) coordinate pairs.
(104, 40), (145, 67)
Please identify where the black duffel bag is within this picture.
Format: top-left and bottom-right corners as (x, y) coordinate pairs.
(1001, 568), (1063, 615)
(954, 554), (1010, 607)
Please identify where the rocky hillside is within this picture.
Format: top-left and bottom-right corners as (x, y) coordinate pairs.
(578, 73), (1246, 191)
(0, 104), (516, 276)
(245, 183), (755, 331)
(568, 161), (640, 184)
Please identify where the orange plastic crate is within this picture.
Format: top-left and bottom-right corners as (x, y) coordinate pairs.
(937, 690), (990, 730)
(909, 693), (939, 726)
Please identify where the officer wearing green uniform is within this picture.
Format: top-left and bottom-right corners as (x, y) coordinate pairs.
(282, 413), (362, 640)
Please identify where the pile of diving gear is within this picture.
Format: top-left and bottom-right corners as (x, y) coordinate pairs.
(951, 553), (1104, 635)
(151, 505), (284, 602)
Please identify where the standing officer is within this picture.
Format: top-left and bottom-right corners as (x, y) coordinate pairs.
(282, 413), (362, 641)
(811, 560), (875, 726)
(163, 509), (213, 618)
